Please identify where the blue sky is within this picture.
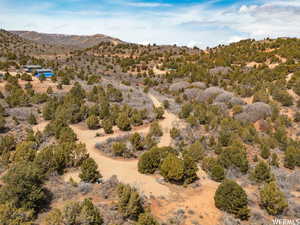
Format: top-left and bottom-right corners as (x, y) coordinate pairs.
(1, 0), (300, 48)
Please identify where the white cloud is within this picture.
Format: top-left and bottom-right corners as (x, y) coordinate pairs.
(1, 0), (300, 48)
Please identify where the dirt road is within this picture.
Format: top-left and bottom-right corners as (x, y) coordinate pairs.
(33, 93), (221, 224)
(34, 93), (179, 197)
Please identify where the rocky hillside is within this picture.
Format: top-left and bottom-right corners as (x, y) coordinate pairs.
(1, 29), (300, 225)
(11, 30), (124, 49)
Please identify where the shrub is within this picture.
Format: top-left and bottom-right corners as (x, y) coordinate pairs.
(179, 104), (193, 119)
(202, 157), (218, 172)
(143, 134), (157, 149)
(0, 135), (16, 156)
(58, 126), (77, 143)
(79, 158), (102, 183)
(252, 161), (272, 183)
(210, 164), (225, 182)
(102, 119), (113, 134)
(260, 145), (270, 159)
(112, 142), (128, 157)
(284, 146), (300, 169)
(160, 153), (184, 183)
(86, 115), (99, 129)
(214, 179), (249, 220)
(0, 202), (34, 225)
(183, 141), (205, 163)
(27, 113), (37, 125)
(149, 122), (163, 137)
(0, 162), (47, 213)
(13, 141), (36, 163)
(138, 146), (174, 174)
(116, 112), (131, 131)
(136, 213), (159, 225)
(272, 89), (293, 106)
(170, 127), (180, 139)
(260, 182), (288, 215)
(129, 132), (143, 151)
(53, 199), (103, 225)
(34, 142), (88, 175)
(218, 143), (249, 173)
(218, 129), (232, 147)
(78, 198), (103, 224)
(45, 208), (63, 225)
(138, 150), (160, 174)
(0, 115), (6, 131)
(183, 155), (198, 184)
(270, 153), (279, 167)
(117, 184), (143, 220)
(21, 73), (32, 81)
(154, 107), (164, 120)
(131, 110), (143, 126)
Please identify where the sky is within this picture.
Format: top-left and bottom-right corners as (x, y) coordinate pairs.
(1, 0), (300, 48)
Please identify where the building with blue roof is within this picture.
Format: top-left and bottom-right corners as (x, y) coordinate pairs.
(34, 69), (55, 78)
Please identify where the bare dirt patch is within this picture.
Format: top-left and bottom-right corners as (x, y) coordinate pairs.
(33, 94), (222, 224)
(151, 178), (221, 225)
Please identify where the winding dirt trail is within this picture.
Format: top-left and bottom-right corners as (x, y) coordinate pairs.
(33, 93), (221, 224)
(34, 93), (178, 197)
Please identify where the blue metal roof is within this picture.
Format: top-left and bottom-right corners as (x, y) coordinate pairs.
(35, 72), (55, 78)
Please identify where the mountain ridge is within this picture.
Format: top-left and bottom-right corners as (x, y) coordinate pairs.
(11, 30), (124, 49)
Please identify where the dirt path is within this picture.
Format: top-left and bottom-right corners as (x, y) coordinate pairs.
(33, 93), (178, 197)
(33, 93), (222, 224)
(148, 94), (182, 147)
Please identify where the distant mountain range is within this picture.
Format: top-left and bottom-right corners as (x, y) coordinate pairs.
(11, 30), (124, 49)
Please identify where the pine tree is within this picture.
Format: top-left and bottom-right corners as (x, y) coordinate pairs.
(160, 153), (184, 183)
(117, 184), (143, 219)
(138, 150), (160, 174)
(210, 164), (225, 182)
(214, 179), (249, 220)
(284, 146), (300, 169)
(79, 158), (102, 183)
(260, 182), (288, 215)
(183, 141), (204, 162)
(116, 112), (131, 131)
(183, 155), (198, 184)
(78, 198), (103, 224)
(252, 161), (272, 183)
(86, 115), (99, 129)
(102, 118), (113, 134)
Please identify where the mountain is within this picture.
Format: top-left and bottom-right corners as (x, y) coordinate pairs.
(11, 30), (124, 49)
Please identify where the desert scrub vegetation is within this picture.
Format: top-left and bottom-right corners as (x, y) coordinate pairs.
(79, 158), (102, 183)
(214, 179), (250, 220)
(138, 146), (198, 185)
(44, 198), (103, 225)
(259, 182), (288, 216)
(2, 29), (300, 224)
(117, 184), (144, 220)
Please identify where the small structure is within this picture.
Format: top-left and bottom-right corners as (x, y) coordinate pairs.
(23, 65), (42, 72)
(34, 69), (55, 78)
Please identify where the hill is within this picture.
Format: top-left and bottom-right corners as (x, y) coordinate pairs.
(1, 29), (300, 225)
(11, 30), (124, 49)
